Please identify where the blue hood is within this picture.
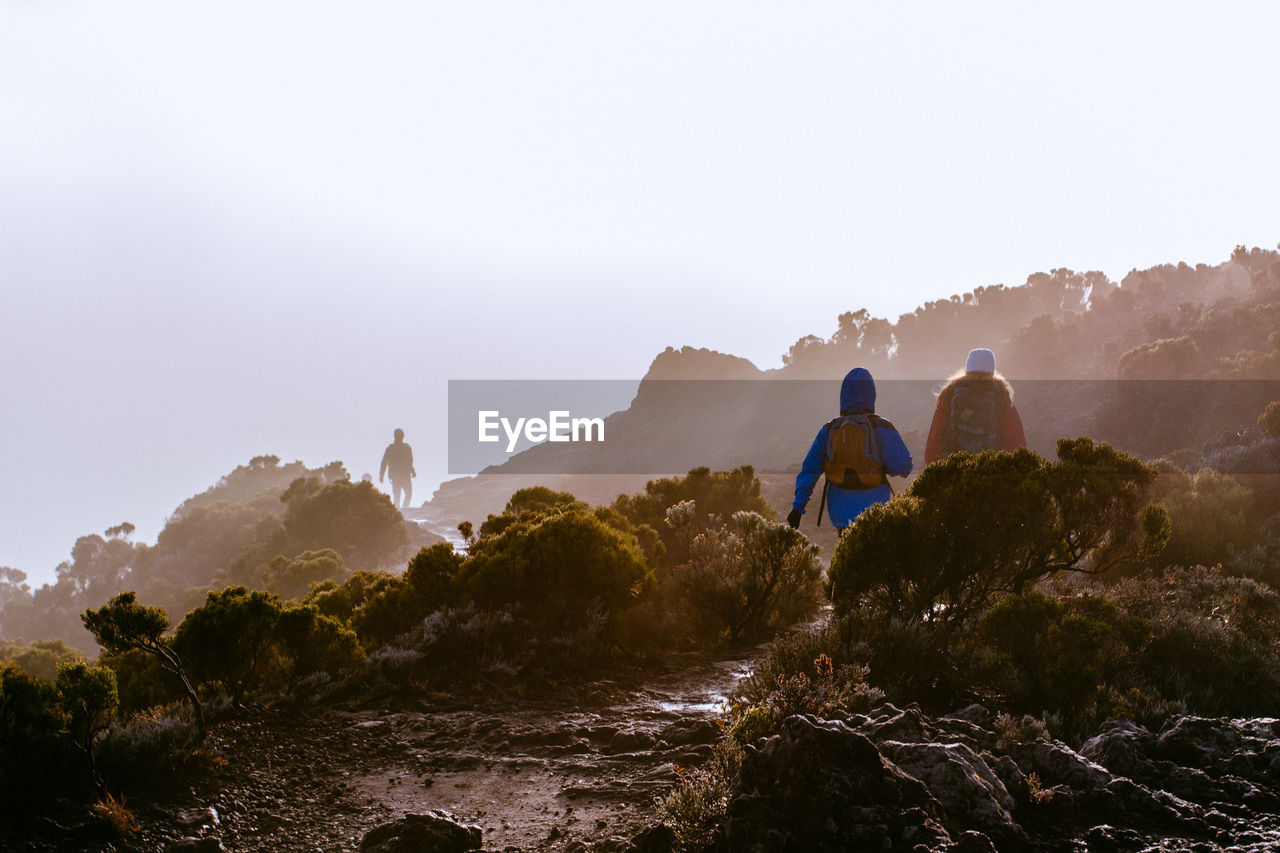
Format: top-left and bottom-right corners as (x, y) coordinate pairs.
(839, 367), (876, 415)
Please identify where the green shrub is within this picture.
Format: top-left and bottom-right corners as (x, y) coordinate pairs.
(404, 542), (465, 607)
(1147, 464), (1254, 572)
(174, 586), (282, 704)
(95, 709), (203, 792)
(102, 648), (182, 717)
(350, 575), (425, 647)
(478, 487), (585, 538)
(0, 662), (77, 813)
(274, 605), (364, 690)
(830, 440), (1169, 629)
(0, 638), (83, 682)
(462, 508), (654, 633)
(255, 548), (350, 602)
(1104, 566), (1280, 715)
(614, 466), (773, 568)
(56, 659), (119, 782)
(656, 739), (744, 853)
(82, 592), (205, 731)
(975, 591), (1152, 725)
(668, 506), (823, 643)
(1259, 400), (1280, 438)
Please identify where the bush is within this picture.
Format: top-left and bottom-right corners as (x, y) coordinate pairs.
(95, 709), (203, 792)
(0, 662), (78, 813)
(667, 506), (823, 643)
(1147, 464), (1254, 572)
(274, 605), (364, 690)
(614, 466), (773, 568)
(56, 659), (119, 781)
(0, 638), (82, 682)
(830, 440), (1169, 630)
(380, 605), (522, 686)
(1259, 400), (1280, 438)
(82, 592), (205, 730)
(350, 575), (426, 648)
(404, 542), (465, 607)
(656, 739), (744, 852)
(102, 648), (182, 717)
(174, 586), (282, 704)
(1105, 566), (1280, 715)
(254, 548), (350, 602)
(975, 591), (1152, 726)
(758, 653), (882, 729)
(462, 508), (654, 633)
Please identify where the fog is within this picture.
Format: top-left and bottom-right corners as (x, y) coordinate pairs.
(3, 1), (1280, 584)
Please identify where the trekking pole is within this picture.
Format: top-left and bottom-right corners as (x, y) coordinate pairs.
(816, 478), (829, 527)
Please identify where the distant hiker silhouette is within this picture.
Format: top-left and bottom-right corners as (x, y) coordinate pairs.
(924, 348), (1027, 464)
(789, 367), (913, 533)
(379, 428), (416, 509)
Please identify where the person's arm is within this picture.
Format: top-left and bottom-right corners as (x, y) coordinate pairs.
(924, 400), (947, 465)
(1000, 404), (1027, 450)
(792, 426), (828, 514)
(878, 425), (913, 477)
(379, 448), (389, 482)
(407, 445), (416, 477)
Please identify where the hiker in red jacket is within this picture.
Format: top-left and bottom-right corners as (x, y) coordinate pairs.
(924, 348), (1027, 465)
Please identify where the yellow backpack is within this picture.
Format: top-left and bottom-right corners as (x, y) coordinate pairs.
(823, 414), (886, 489)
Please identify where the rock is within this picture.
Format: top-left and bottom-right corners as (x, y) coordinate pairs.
(660, 718), (719, 747)
(627, 824), (675, 853)
(175, 806), (221, 832)
(859, 704), (933, 744)
(166, 838), (226, 853)
(1010, 739), (1115, 791)
(721, 715), (952, 852)
(604, 729), (658, 754)
(360, 811), (482, 853)
(880, 741), (1022, 843)
(1155, 716), (1245, 769)
(950, 830), (998, 853)
(1083, 824), (1146, 852)
(1080, 719), (1157, 780)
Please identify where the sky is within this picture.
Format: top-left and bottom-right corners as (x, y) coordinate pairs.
(2, 1), (1279, 586)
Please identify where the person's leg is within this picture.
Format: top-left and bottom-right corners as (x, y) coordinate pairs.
(391, 480), (405, 508)
(402, 479), (412, 508)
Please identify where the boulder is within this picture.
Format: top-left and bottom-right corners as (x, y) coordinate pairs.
(880, 741), (1022, 843)
(721, 715), (952, 852)
(359, 811), (482, 853)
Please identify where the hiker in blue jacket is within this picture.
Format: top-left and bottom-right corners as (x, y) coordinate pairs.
(787, 367), (913, 532)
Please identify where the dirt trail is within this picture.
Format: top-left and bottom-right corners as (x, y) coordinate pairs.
(135, 651), (755, 852)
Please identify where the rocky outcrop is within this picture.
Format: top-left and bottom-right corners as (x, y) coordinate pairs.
(359, 811), (481, 853)
(717, 706), (1280, 851)
(721, 715), (952, 852)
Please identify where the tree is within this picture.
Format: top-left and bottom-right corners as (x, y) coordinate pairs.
(0, 662), (70, 809)
(82, 592), (204, 730)
(274, 605), (363, 691)
(255, 548), (350, 601)
(174, 587), (282, 706)
(55, 659), (118, 786)
(829, 440), (1170, 631)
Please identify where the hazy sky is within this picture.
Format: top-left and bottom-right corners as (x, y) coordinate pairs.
(3, 2), (1278, 586)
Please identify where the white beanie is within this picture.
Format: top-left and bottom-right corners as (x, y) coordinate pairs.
(965, 348), (996, 374)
